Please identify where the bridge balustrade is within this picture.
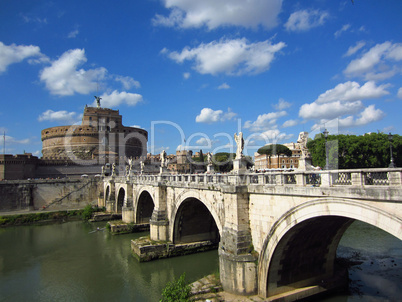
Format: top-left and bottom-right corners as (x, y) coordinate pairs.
(106, 168), (401, 188)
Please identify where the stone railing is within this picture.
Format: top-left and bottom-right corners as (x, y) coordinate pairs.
(111, 168), (402, 188)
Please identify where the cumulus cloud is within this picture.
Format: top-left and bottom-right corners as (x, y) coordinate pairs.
(38, 110), (82, 123)
(97, 90), (143, 108)
(398, 87), (402, 99)
(282, 119), (298, 128)
(114, 75), (141, 90)
(284, 9), (329, 32)
(195, 107), (237, 124)
(40, 48), (107, 96)
(299, 81), (390, 129)
(344, 41), (402, 79)
(153, 0), (283, 30)
(314, 81), (390, 104)
(218, 83), (230, 90)
(244, 111), (287, 132)
(164, 38), (286, 76)
(0, 41), (47, 73)
(338, 105), (385, 128)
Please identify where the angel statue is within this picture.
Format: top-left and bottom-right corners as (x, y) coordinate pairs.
(234, 132), (244, 159)
(95, 96), (102, 108)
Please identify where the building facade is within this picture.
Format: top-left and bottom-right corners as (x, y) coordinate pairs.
(254, 143), (302, 171)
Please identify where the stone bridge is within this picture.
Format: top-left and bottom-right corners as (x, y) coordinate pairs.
(100, 168), (402, 300)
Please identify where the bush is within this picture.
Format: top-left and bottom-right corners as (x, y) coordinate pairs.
(160, 273), (191, 302)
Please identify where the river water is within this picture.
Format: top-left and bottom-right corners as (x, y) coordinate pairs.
(0, 220), (400, 301)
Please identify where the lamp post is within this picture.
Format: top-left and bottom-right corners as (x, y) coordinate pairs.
(388, 133), (395, 168)
(323, 129), (329, 170)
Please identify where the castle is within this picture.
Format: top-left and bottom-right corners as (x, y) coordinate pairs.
(41, 104), (148, 161)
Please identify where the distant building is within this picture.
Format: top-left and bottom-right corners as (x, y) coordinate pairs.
(168, 150), (194, 174)
(41, 105), (148, 162)
(254, 143), (302, 171)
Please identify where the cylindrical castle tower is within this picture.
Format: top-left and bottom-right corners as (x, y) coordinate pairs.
(41, 105), (148, 161)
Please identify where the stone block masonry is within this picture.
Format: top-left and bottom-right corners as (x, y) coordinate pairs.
(0, 178), (100, 212)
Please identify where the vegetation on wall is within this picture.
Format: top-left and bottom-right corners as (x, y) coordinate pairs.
(160, 273), (191, 302)
(307, 132), (401, 169)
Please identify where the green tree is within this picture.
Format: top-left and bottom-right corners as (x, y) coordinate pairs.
(307, 133), (401, 169)
(257, 144), (292, 157)
(212, 152), (235, 172)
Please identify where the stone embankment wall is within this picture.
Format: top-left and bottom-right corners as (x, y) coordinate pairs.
(0, 179), (101, 212)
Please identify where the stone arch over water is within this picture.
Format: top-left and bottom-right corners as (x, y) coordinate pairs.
(116, 187), (125, 213)
(136, 191), (155, 224)
(258, 198), (402, 298)
(172, 197), (220, 245)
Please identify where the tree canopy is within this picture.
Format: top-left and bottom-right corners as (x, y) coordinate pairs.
(307, 132), (401, 169)
(257, 144), (292, 157)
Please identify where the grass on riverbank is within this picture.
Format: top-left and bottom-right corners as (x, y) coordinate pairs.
(0, 206), (106, 227)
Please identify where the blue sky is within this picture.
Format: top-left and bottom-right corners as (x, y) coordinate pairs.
(1, 0), (401, 157)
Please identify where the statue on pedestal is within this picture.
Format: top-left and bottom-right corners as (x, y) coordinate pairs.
(160, 150), (167, 167)
(234, 132), (244, 159)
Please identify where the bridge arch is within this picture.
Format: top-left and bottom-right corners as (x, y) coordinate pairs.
(258, 198), (402, 298)
(116, 187), (125, 213)
(136, 190), (155, 223)
(171, 190), (222, 244)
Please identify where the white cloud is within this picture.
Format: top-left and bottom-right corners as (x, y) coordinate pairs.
(334, 24), (351, 38)
(344, 41), (366, 57)
(97, 90), (143, 108)
(300, 100), (364, 120)
(218, 83), (230, 90)
(282, 119), (298, 128)
(183, 72), (190, 79)
(284, 9), (329, 32)
(115, 75), (141, 90)
(398, 87), (402, 99)
(338, 105), (385, 128)
(40, 48), (107, 96)
(165, 38), (286, 76)
(274, 98), (291, 110)
(0, 42), (46, 73)
(299, 81), (389, 129)
(38, 110), (82, 123)
(344, 42), (402, 79)
(315, 81), (390, 104)
(153, 0), (283, 30)
(244, 111), (287, 132)
(4, 135), (30, 145)
(195, 107), (237, 124)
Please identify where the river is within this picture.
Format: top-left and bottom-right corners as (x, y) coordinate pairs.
(0, 220), (400, 301)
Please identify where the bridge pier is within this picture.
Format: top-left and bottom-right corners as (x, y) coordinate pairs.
(219, 188), (258, 295)
(150, 209), (169, 241)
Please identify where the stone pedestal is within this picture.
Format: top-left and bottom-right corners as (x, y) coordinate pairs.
(298, 156), (312, 171)
(232, 158), (247, 173)
(207, 164), (215, 173)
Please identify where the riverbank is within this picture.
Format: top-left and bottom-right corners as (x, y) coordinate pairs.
(0, 209), (85, 227)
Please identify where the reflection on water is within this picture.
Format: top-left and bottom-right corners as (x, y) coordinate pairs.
(0, 220), (400, 301)
(0, 222), (218, 302)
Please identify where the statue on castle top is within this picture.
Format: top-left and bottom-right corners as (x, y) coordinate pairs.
(234, 132), (244, 159)
(95, 96), (102, 108)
